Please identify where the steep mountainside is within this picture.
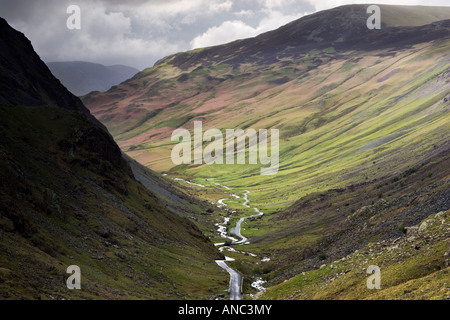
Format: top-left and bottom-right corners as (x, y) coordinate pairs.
(82, 5), (450, 299)
(47, 61), (139, 96)
(0, 17), (226, 300)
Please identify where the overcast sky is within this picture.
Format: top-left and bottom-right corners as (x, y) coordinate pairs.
(1, 0), (449, 70)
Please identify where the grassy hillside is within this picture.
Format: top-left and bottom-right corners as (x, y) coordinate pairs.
(0, 105), (229, 299)
(0, 17), (227, 300)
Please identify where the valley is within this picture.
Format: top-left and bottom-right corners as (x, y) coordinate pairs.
(1, 4), (449, 301)
(82, 4), (450, 300)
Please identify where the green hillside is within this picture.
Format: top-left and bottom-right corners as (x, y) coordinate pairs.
(83, 5), (450, 209)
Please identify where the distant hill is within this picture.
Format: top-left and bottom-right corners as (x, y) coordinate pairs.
(46, 61), (139, 96)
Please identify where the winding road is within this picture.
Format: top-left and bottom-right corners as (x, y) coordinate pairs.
(132, 167), (263, 299)
(212, 187), (265, 300)
(170, 177), (267, 299)
(215, 260), (242, 300)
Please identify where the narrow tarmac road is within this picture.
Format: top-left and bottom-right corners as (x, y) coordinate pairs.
(215, 260), (242, 300)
